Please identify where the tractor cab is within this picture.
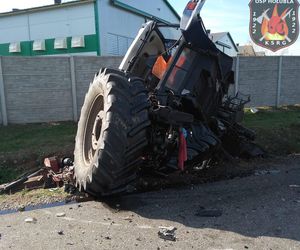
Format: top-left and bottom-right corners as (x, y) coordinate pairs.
(119, 21), (181, 90)
(119, 0), (234, 117)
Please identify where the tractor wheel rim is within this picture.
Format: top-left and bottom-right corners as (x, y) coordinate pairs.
(83, 94), (104, 166)
(92, 111), (104, 151)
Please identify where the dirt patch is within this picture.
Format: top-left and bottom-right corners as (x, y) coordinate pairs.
(134, 155), (297, 194)
(0, 188), (69, 211)
(1, 155), (299, 212)
(0, 188), (90, 212)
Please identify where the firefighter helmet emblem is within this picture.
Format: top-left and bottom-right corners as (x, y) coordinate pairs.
(249, 0), (299, 52)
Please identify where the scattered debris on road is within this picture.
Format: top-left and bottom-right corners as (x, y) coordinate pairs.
(57, 230), (64, 235)
(24, 217), (37, 224)
(158, 226), (177, 241)
(17, 206), (25, 212)
(195, 207), (223, 217)
(123, 216), (133, 223)
(0, 156), (75, 195)
(55, 212), (66, 217)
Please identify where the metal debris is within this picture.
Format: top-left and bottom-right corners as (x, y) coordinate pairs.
(0, 156), (76, 194)
(24, 175), (44, 190)
(158, 226), (177, 241)
(123, 216), (133, 222)
(24, 217), (37, 224)
(57, 230), (64, 235)
(17, 206), (25, 212)
(56, 212), (66, 217)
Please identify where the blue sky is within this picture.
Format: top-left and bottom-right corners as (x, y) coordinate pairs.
(169, 0), (249, 44)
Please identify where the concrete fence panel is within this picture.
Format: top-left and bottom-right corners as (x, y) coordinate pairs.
(0, 88), (3, 125)
(1, 57), (73, 123)
(238, 57), (279, 107)
(0, 57), (5, 125)
(0, 101), (2, 125)
(0, 55), (299, 125)
(280, 57), (300, 106)
(74, 56), (122, 116)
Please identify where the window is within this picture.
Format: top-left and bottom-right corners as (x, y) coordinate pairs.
(9, 42), (21, 53)
(71, 36), (85, 48)
(54, 38), (67, 49)
(33, 40), (46, 51)
(107, 33), (134, 56)
(166, 48), (196, 91)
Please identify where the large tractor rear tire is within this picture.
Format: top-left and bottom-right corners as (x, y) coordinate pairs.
(74, 68), (150, 196)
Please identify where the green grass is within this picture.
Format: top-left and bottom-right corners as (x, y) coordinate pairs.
(0, 167), (25, 185)
(0, 107), (299, 185)
(0, 122), (76, 154)
(0, 122), (77, 184)
(243, 106), (300, 154)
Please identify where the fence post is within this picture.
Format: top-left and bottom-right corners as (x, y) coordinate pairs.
(235, 56), (240, 95)
(70, 56), (78, 122)
(276, 56), (282, 108)
(0, 57), (8, 126)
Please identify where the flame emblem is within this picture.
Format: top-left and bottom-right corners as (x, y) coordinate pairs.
(249, 0), (299, 52)
(261, 4), (290, 41)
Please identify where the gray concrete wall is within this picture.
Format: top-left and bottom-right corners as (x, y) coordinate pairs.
(281, 57), (300, 105)
(0, 56), (122, 125)
(2, 57), (73, 123)
(237, 57), (279, 107)
(0, 102), (2, 125)
(74, 56), (121, 116)
(0, 55), (299, 125)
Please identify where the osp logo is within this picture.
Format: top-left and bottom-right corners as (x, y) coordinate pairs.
(249, 0), (299, 52)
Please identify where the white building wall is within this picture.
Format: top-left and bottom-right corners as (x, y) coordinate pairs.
(0, 0), (179, 56)
(0, 3), (95, 44)
(0, 15), (30, 43)
(98, 0), (179, 56)
(116, 0), (179, 23)
(217, 35), (237, 57)
(29, 4), (95, 40)
(98, 0), (145, 56)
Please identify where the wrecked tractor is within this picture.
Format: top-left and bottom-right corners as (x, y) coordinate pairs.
(74, 0), (261, 196)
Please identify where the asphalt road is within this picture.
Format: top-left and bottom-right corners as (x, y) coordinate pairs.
(0, 157), (300, 250)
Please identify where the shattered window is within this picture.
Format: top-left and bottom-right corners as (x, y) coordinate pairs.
(166, 48), (196, 91)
